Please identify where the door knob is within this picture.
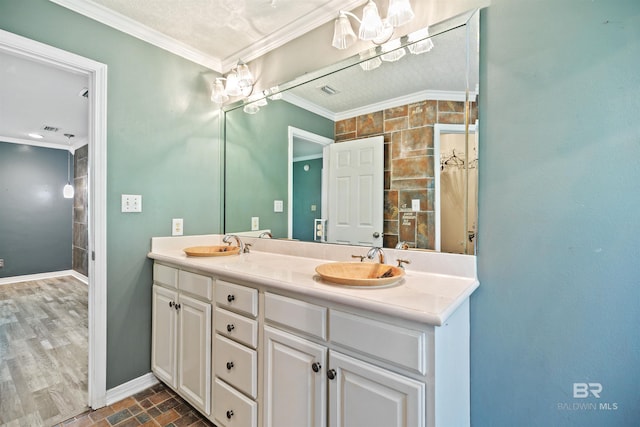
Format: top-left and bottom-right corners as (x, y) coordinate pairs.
(311, 362), (321, 373)
(373, 232), (381, 238)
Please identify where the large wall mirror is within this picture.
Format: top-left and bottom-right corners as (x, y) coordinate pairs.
(224, 10), (479, 255)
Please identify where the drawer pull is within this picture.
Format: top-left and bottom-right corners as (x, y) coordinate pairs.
(174, 303), (181, 311)
(226, 323), (235, 332)
(327, 369), (336, 380)
(311, 362), (321, 373)
(168, 301), (174, 308)
(226, 361), (234, 370)
(227, 294), (235, 302)
(226, 410), (234, 419)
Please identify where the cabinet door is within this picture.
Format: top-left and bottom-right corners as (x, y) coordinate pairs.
(264, 326), (327, 427)
(151, 285), (178, 388)
(177, 293), (212, 415)
(329, 351), (425, 427)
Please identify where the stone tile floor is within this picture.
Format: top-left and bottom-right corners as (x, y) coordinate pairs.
(53, 382), (214, 427)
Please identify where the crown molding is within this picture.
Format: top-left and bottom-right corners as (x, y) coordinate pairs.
(49, 0), (223, 72)
(0, 135), (87, 152)
(50, 0), (367, 74)
(221, 0), (367, 71)
(282, 89), (476, 122)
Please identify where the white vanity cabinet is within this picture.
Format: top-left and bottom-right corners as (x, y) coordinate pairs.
(213, 280), (259, 427)
(151, 264), (212, 415)
(262, 291), (468, 427)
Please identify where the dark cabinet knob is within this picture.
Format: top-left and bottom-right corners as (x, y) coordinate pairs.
(311, 362), (321, 373)
(327, 369), (337, 380)
(168, 301), (174, 308)
(226, 410), (234, 419)
(227, 294), (235, 302)
(226, 361), (234, 370)
(226, 324), (235, 332)
(174, 303), (181, 311)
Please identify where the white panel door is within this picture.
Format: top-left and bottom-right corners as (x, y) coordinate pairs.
(151, 285), (178, 388)
(326, 136), (384, 246)
(177, 293), (212, 415)
(329, 351), (425, 427)
(264, 326), (327, 427)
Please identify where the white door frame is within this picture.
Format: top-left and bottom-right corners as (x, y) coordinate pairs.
(434, 122), (476, 253)
(0, 29), (108, 408)
(287, 126), (333, 239)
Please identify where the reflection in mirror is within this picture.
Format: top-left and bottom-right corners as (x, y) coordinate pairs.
(224, 10), (479, 254)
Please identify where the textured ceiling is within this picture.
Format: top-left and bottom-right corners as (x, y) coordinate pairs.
(59, 0), (366, 71)
(287, 21), (478, 116)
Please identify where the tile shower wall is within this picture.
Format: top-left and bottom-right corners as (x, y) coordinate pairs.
(335, 99), (477, 249)
(73, 144), (88, 276)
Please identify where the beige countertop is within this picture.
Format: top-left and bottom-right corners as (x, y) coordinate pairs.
(148, 235), (479, 326)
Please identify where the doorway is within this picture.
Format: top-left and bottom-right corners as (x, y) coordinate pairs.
(0, 29), (108, 409)
(287, 126), (333, 241)
(434, 122), (478, 254)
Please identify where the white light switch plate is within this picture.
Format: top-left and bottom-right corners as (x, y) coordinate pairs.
(274, 200), (284, 212)
(121, 194), (142, 212)
(412, 199), (420, 212)
(172, 218), (183, 236)
(251, 217), (259, 231)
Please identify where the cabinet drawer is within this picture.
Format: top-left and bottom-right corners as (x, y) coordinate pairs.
(214, 378), (257, 427)
(215, 335), (257, 399)
(264, 293), (327, 340)
(216, 307), (258, 349)
(330, 310), (428, 375)
(216, 280), (258, 317)
(154, 263), (178, 288)
(178, 270), (212, 301)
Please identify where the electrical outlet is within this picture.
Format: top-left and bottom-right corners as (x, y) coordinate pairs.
(172, 218), (183, 236)
(274, 200), (284, 212)
(121, 194), (142, 212)
(0, 258), (4, 268)
(251, 217), (259, 231)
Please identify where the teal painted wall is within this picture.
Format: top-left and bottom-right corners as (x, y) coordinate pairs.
(225, 101), (333, 237)
(475, 1), (640, 425)
(0, 142), (73, 277)
(0, 0), (222, 388)
(293, 157), (323, 242)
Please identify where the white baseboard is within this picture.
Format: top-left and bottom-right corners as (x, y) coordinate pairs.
(105, 372), (159, 406)
(0, 269), (88, 286)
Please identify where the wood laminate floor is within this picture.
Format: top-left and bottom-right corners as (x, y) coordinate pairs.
(0, 276), (89, 426)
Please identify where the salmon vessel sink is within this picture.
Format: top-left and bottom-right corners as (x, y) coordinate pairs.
(315, 262), (404, 287)
(184, 245), (240, 257)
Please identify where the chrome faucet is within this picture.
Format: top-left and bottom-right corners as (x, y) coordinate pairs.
(395, 241), (409, 250)
(223, 234), (247, 253)
(258, 231), (273, 238)
(366, 246), (386, 264)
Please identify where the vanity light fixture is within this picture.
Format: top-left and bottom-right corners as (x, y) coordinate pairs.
(380, 38), (406, 62)
(63, 133), (74, 199)
(211, 60), (255, 105)
(331, 0), (414, 50)
(407, 27), (434, 54)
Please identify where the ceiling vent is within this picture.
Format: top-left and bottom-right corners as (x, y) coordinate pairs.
(320, 85), (339, 95)
(42, 125), (60, 132)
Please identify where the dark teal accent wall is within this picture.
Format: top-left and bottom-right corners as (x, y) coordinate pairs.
(225, 101), (333, 237)
(0, 0), (221, 388)
(475, 1), (640, 426)
(0, 142), (73, 277)
(292, 158), (323, 242)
